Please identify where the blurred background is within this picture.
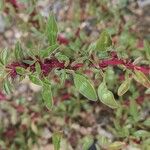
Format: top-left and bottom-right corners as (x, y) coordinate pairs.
(0, 0), (150, 150)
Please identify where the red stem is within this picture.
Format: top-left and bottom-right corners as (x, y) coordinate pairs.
(99, 57), (150, 74)
(6, 55), (150, 79)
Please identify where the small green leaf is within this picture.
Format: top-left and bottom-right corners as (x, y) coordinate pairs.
(82, 136), (94, 150)
(97, 135), (110, 148)
(31, 27), (44, 39)
(143, 118), (150, 127)
(129, 99), (139, 122)
(96, 30), (112, 51)
(101, 91), (118, 109)
(22, 59), (35, 65)
(14, 41), (24, 60)
(35, 62), (41, 75)
(46, 14), (58, 45)
(133, 70), (150, 88)
(88, 42), (96, 53)
(29, 75), (42, 86)
(133, 130), (150, 138)
(108, 142), (126, 150)
(60, 70), (67, 86)
(0, 0), (4, 11)
(40, 44), (59, 58)
(0, 48), (8, 65)
(3, 79), (13, 94)
(98, 82), (118, 109)
(144, 41), (150, 60)
(55, 52), (69, 66)
(52, 132), (62, 150)
(73, 74), (97, 101)
(2, 49), (8, 64)
(118, 78), (131, 96)
(42, 83), (53, 109)
(31, 122), (38, 134)
(16, 67), (26, 75)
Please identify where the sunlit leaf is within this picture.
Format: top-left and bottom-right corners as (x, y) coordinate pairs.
(129, 99), (139, 122)
(82, 135), (94, 150)
(96, 30), (112, 51)
(46, 14), (58, 45)
(98, 81), (118, 109)
(133, 130), (150, 138)
(133, 70), (150, 88)
(73, 74), (97, 101)
(3, 79), (13, 94)
(42, 82), (53, 109)
(40, 44), (59, 58)
(52, 132), (62, 150)
(35, 62), (41, 75)
(29, 75), (42, 86)
(118, 78), (131, 96)
(0, 48), (9, 65)
(16, 67), (26, 75)
(14, 41), (24, 60)
(31, 122), (38, 134)
(143, 118), (150, 127)
(108, 141), (126, 150)
(144, 41), (150, 60)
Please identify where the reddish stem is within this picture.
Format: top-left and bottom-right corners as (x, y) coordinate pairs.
(99, 57), (150, 74)
(6, 55), (150, 79)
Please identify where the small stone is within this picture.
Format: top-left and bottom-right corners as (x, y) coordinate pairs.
(4, 30), (14, 39)
(41, 127), (52, 139)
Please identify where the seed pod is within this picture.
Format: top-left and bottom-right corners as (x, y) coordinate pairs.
(118, 78), (131, 96)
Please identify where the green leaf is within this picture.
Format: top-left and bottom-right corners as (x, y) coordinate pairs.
(143, 118), (150, 127)
(118, 78), (131, 96)
(14, 41), (24, 60)
(52, 132), (62, 150)
(29, 75), (42, 86)
(42, 83), (53, 109)
(133, 70), (150, 88)
(88, 42), (96, 52)
(82, 136), (94, 150)
(3, 79), (13, 94)
(35, 62), (41, 75)
(22, 59), (35, 65)
(73, 74), (97, 101)
(129, 99), (139, 122)
(0, 48), (9, 65)
(31, 122), (38, 134)
(46, 14), (58, 45)
(31, 27), (44, 39)
(144, 41), (150, 60)
(133, 130), (150, 138)
(55, 52), (69, 66)
(16, 67), (26, 75)
(98, 82), (118, 109)
(60, 70), (67, 86)
(39, 44), (59, 58)
(108, 142), (126, 150)
(96, 30), (112, 51)
(97, 135), (110, 148)
(0, 0), (4, 11)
